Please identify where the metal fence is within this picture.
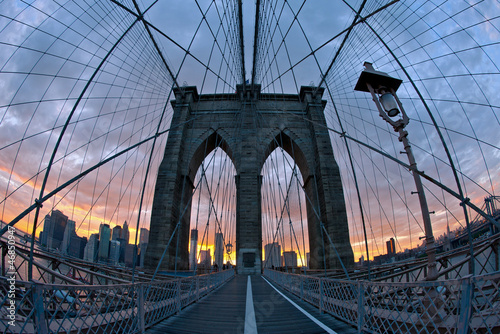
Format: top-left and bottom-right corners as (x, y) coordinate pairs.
(0, 269), (234, 333)
(264, 269), (500, 334)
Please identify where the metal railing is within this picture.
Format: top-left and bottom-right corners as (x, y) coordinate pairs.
(0, 269), (234, 333)
(264, 269), (500, 334)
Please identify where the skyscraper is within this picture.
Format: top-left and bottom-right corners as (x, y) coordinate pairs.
(109, 240), (120, 265)
(139, 228), (149, 245)
(264, 242), (281, 268)
(200, 249), (211, 267)
(139, 227), (149, 258)
(61, 220), (76, 255)
(139, 243), (148, 267)
(386, 237), (395, 256)
(122, 221), (130, 244)
(112, 225), (122, 241)
(189, 229), (198, 270)
(283, 251), (298, 268)
(44, 210), (68, 250)
(83, 234), (99, 262)
(214, 233), (224, 267)
(41, 214), (52, 246)
(68, 235), (87, 259)
(98, 223), (111, 261)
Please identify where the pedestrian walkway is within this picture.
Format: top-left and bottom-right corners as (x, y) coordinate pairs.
(147, 275), (356, 334)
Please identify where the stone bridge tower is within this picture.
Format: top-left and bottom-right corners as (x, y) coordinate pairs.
(145, 84), (354, 275)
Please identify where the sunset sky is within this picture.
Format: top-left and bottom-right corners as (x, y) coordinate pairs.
(0, 0), (498, 267)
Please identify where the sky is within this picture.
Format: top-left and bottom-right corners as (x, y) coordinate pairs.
(0, 0), (499, 266)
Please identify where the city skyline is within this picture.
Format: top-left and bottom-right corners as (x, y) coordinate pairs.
(0, 0), (498, 268)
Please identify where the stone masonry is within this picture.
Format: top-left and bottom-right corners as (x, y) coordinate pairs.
(144, 84), (354, 274)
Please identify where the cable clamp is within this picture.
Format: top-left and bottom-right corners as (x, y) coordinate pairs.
(460, 197), (470, 207)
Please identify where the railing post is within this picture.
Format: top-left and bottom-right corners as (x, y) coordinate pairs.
(457, 277), (473, 334)
(177, 279), (182, 313)
(33, 284), (48, 334)
(319, 279), (324, 313)
(357, 280), (365, 333)
(196, 276), (200, 301)
(300, 278), (304, 300)
(139, 284), (145, 332)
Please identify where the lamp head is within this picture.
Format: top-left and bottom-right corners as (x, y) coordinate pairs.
(379, 90), (400, 117)
(354, 62), (403, 93)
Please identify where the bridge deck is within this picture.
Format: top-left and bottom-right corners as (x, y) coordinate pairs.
(147, 274), (356, 334)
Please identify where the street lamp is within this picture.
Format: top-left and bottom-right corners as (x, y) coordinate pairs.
(355, 62), (438, 280)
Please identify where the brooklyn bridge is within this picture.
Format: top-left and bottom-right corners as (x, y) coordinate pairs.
(0, 0), (499, 333)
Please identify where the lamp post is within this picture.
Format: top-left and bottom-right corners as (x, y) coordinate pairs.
(355, 62), (438, 280)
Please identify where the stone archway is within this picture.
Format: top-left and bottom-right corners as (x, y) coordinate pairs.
(145, 84), (354, 274)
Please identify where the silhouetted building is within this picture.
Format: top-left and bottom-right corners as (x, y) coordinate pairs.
(109, 240), (120, 265)
(41, 215), (51, 246)
(139, 228), (149, 245)
(189, 229), (198, 270)
(112, 225), (122, 241)
(386, 237), (395, 256)
(214, 233), (224, 267)
(122, 221), (130, 244)
(68, 235), (87, 259)
(264, 242), (281, 268)
(43, 210), (68, 250)
(117, 238), (126, 263)
(200, 249), (211, 267)
(283, 251), (298, 268)
(84, 234), (99, 262)
(139, 243), (148, 267)
(124, 244), (137, 267)
(61, 220), (76, 255)
(98, 223), (111, 261)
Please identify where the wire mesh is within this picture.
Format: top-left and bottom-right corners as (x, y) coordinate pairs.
(264, 269), (500, 334)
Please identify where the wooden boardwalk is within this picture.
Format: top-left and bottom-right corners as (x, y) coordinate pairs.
(147, 275), (357, 334)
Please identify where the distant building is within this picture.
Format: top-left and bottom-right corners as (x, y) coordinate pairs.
(98, 223), (111, 261)
(122, 221), (130, 244)
(117, 238), (127, 263)
(190, 229), (198, 270)
(61, 220), (76, 255)
(109, 240), (120, 265)
(124, 244), (137, 267)
(139, 228), (149, 245)
(200, 249), (211, 267)
(386, 237), (395, 256)
(43, 210), (68, 250)
(283, 251), (298, 268)
(83, 234), (99, 262)
(139, 243), (148, 267)
(214, 233), (224, 267)
(41, 215), (51, 246)
(68, 235), (87, 259)
(112, 225), (122, 241)
(264, 243), (281, 268)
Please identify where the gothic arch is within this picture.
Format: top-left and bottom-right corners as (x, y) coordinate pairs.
(145, 85), (354, 273)
(185, 130), (236, 183)
(260, 130), (312, 181)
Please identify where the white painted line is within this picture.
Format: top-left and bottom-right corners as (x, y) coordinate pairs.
(262, 276), (338, 334)
(244, 276), (258, 334)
